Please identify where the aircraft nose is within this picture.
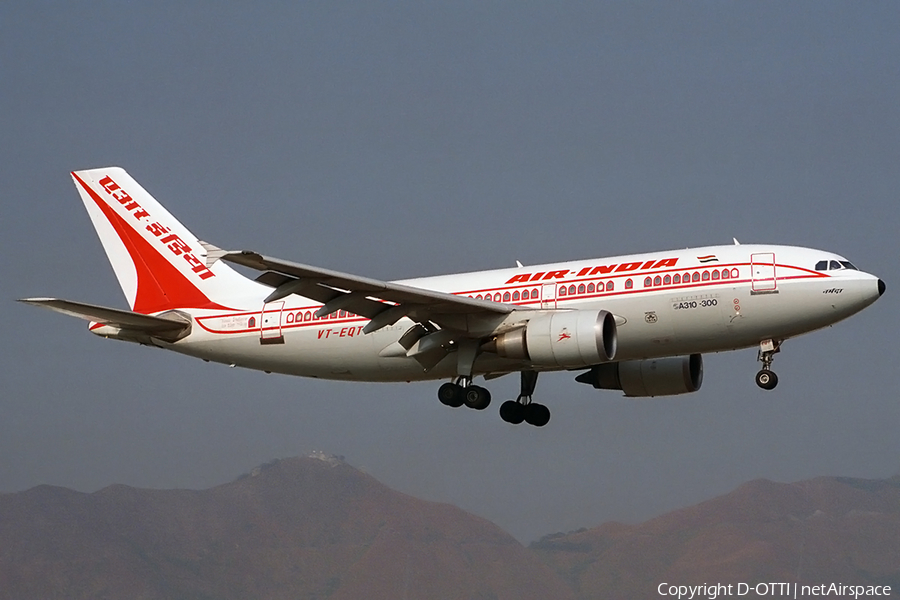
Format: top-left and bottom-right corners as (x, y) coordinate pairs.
(878, 279), (886, 297)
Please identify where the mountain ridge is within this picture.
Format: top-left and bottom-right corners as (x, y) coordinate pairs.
(2, 457), (898, 599)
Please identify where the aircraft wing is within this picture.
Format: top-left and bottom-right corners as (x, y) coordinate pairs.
(18, 298), (191, 340)
(219, 249), (517, 334)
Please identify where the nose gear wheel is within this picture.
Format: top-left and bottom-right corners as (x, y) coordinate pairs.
(755, 339), (782, 390)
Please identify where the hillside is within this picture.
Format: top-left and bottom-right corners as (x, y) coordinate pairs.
(3, 457), (899, 599)
(0, 455), (573, 600)
(532, 476), (900, 599)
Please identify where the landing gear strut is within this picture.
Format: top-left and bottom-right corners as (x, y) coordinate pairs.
(500, 371), (551, 427)
(438, 377), (491, 410)
(755, 339), (781, 390)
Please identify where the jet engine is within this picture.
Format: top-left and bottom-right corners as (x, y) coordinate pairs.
(485, 310), (617, 368)
(575, 354), (703, 397)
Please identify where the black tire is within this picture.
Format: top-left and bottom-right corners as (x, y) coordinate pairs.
(438, 382), (464, 407)
(499, 400), (525, 424)
(755, 370), (778, 390)
(524, 403), (551, 427)
(464, 386), (491, 410)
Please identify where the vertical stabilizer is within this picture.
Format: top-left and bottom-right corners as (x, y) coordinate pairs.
(72, 167), (262, 313)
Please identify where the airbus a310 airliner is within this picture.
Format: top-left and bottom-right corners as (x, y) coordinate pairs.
(22, 168), (885, 427)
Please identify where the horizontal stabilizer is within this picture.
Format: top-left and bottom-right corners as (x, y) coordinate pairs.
(19, 298), (191, 340)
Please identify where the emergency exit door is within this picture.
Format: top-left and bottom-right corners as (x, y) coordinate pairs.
(259, 301), (285, 344)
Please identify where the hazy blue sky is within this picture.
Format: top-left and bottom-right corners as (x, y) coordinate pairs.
(3, 2), (898, 542)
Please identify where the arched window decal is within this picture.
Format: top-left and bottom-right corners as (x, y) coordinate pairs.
(514, 291), (521, 301)
(521, 290), (528, 300)
(568, 284), (576, 295)
(683, 272), (690, 282)
(286, 312), (294, 324)
(692, 272), (700, 282)
(559, 286), (567, 296)
(339, 310), (346, 318)
(702, 271), (710, 281)
(578, 284), (585, 294)
(303, 311), (310, 321)
(721, 270), (729, 280)
(731, 268), (739, 279)
(587, 283), (595, 293)
(712, 270), (720, 280)
(663, 274), (671, 285)
(644, 277), (652, 287)
(597, 281), (605, 292)
(654, 276), (661, 286)
(494, 292), (501, 302)
(673, 274), (681, 284)
(476, 294), (483, 300)
(503, 292), (511, 302)
(531, 288), (539, 298)
(248, 316), (256, 328)
(607, 281), (615, 291)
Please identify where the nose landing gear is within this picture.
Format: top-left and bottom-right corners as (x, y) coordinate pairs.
(755, 339), (781, 390)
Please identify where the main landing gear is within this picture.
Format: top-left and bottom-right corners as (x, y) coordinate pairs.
(755, 339), (781, 390)
(438, 377), (492, 410)
(436, 371), (550, 427)
(499, 371), (551, 427)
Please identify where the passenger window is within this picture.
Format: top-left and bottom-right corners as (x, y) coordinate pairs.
(475, 294), (482, 300)
(721, 269), (730, 280)
(512, 291), (520, 301)
(531, 288), (539, 298)
(683, 272), (691, 282)
(663, 274), (671, 285)
(559, 286), (567, 296)
(248, 316), (256, 328)
(815, 260), (828, 271)
(607, 281), (615, 291)
(702, 271), (710, 281)
(578, 284), (585, 294)
(712, 270), (720, 280)
(304, 311), (311, 321)
(673, 274), (681, 284)
(644, 277), (652, 287)
(494, 292), (501, 302)
(692, 272), (700, 282)
(521, 290), (529, 300)
(503, 292), (511, 302)
(339, 310), (346, 318)
(587, 283), (595, 293)
(568, 284), (576, 295)
(653, 276), (661, 286)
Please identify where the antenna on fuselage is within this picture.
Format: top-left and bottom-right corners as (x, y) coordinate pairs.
(733, 238), (741, 245)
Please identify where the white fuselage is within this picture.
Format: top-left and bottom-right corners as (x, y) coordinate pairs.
(158, 243), (882, 383)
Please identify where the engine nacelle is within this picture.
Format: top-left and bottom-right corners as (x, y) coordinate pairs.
(486, 310), (617, 368)
(576, 354), (703, 397)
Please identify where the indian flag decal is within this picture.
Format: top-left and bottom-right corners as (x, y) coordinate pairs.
(697, 255), (718, 263)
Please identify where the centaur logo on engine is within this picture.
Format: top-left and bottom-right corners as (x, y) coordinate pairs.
(505, 258), (679, 284)
(97, 176), (216, 281)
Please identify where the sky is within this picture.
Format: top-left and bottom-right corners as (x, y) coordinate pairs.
(2, 2), (899, 543)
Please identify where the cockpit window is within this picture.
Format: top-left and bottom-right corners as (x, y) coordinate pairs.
(829, 260), (842, 270)
(815, 260), (828, 271)
(839, 261), (858, 270)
